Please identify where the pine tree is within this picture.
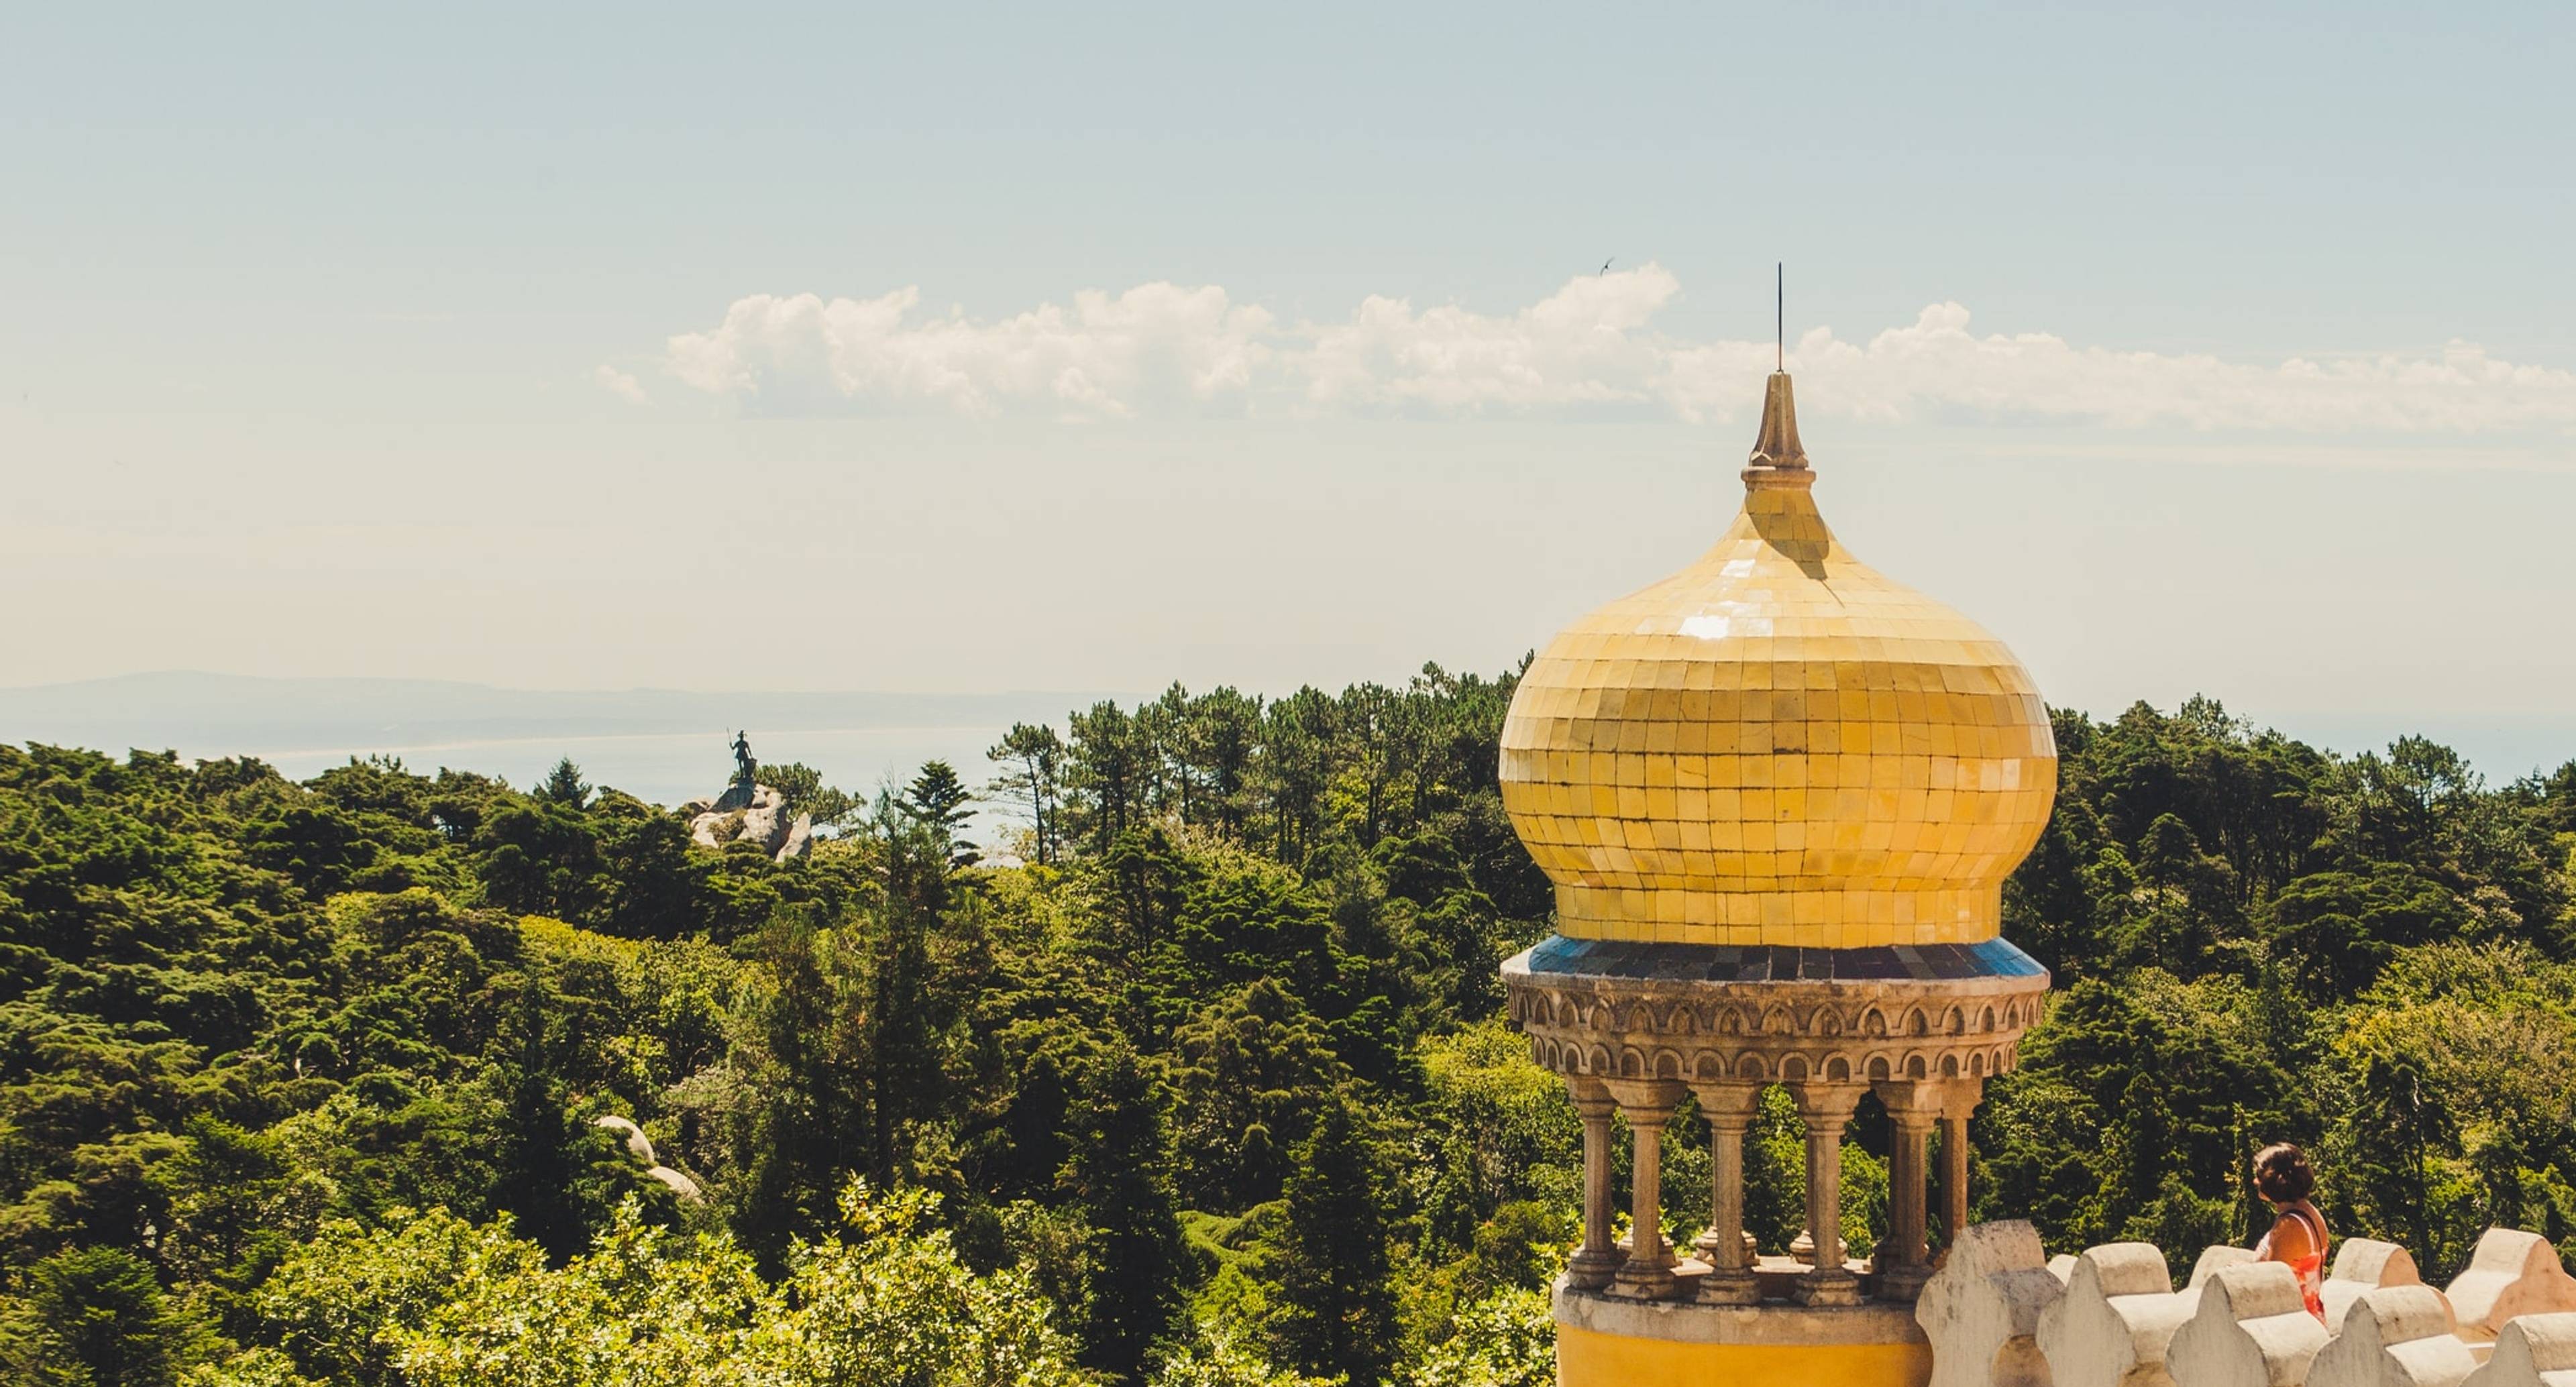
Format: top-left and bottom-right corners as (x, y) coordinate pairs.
(863, 811), (945, 1188)
(18, 1246), (197, 1387)
(1271, 1098), (1394, 1385)
(903, 760), (979, 867)
(1067, 1042), (1187, 1385)
(987, 722), (1067, 866)
(533, 757), (590, 809)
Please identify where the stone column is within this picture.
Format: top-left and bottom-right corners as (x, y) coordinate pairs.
(1872, 1078), (1939, 1301)
(1566, 1077), (1622, 1290)
(1604, 1078), (1684, 1298)
(1687, 1080), (1762, 1304)
(1936, 1076), (1985, 1263)
(1790, 1081), (1865, 1306)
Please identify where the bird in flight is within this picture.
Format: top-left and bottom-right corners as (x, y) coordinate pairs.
(1599, 258), (1614, 276)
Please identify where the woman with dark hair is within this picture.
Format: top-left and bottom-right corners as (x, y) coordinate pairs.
(2252, 1142), (2329, 1320)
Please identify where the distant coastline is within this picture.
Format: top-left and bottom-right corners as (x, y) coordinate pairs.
(2, 672), (2568, 805)
(0, 672), (1132, 811)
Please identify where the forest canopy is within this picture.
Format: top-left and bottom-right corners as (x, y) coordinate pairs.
(1, 673), (2571, 1386)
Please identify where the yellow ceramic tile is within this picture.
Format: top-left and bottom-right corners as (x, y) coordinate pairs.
(1499, 372), (2056, 946)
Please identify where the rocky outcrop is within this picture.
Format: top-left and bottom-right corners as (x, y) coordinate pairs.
(592, 1114), (702, 1204)
(684, 782), (812, 863)
(594, 1113), (656, 1164)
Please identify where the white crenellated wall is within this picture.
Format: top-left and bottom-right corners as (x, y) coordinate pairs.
(1921, 1227), (2576, 1387)
(2324, 1241), (2438, 1333)
(2166, 1261), (2331, 1387)
(2033, 1242), (2200, 1387)
(2461, 1312), (2576, 1386)
(1919, 1221), (2068, 1387)
(2310, 1285), (2477, 1387)
(2449, 1233), (2576, 1344)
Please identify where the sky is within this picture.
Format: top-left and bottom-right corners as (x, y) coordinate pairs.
(4, 3), (2573, 755)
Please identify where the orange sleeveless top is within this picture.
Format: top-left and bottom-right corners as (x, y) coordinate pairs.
(2257, 1206), (2328, 1319)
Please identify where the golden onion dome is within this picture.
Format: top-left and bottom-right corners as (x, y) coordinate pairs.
(1499, 372), (2056, 948)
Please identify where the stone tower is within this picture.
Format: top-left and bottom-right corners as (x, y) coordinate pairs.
(1498, 370), (2059, 1386)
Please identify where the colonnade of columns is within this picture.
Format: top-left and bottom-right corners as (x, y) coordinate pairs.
(1564, 1074), (1984, 1306)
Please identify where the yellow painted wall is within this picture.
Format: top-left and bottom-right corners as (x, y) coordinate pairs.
(1556, 1322), (1931, 1387)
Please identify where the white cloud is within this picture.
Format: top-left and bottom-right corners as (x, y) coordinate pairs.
(665, 284), (1273, 419)
(1301, 266), (1680, 410)
(592, 365), (649, 404)
(1663, 302), (2576, 433)
(657, 269), (2576, 437)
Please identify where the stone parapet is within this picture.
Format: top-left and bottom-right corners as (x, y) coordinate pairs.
(2038, 1241), (2199, 1387)
(1916, 1225), (2576, 1387)
(2449, 1231), (2576, 1344)
(2192, 1247), (2257, 1288)
(2165, 1261), (2330, 1387)
(2462, 1311), (2576, 1386)
(2308, 1286), (2475, 1387)
(2324, 1241), (2439, 1334)
(1917, 1221), (2066, 1387)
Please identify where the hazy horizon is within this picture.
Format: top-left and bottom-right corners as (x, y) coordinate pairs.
(4, 671), (2568, 803)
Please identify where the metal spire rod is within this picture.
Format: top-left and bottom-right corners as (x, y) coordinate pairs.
(1776, 262), (1783, 372)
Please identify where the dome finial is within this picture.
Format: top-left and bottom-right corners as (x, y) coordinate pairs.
(1743, 370), (1809, 487)
(1743, 266), (1809, 486)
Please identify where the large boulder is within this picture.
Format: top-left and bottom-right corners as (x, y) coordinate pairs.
(737, 784), (791, 856)
(645, 1164), (704, 1203)
(778, 813), (814, 862)
(689, 810), (733, 849)
(593, 1114), (702, 1205)
(685, 783), (813, 861)
(592, 1114), (655, 1165)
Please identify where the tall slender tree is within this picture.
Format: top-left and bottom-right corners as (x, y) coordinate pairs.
(903, 759), (979, 867)
(988, 722), (1067, 866)
(1271, 1098), (1395, 1385)
(1066, 1042), (1187, 1385)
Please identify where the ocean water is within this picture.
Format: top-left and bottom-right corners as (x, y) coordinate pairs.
(0, 675), (1105, 841)
(254, 725), (1018, 812)
(2212, 710), (2576, 787)
(5, 676), (2567, 826)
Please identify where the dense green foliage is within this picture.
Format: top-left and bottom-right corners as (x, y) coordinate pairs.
(1984, 698), (2576, 1278)
(1, 678), (2569, 1383)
